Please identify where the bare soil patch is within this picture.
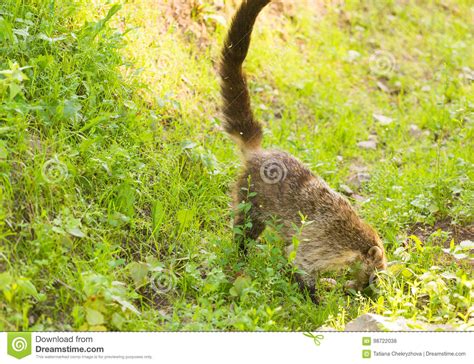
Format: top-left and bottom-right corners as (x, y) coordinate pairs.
(408, 218), (473, 247)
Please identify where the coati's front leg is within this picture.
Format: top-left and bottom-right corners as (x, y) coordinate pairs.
(295, 272), (319, 304)
(233, 173), (267, 255)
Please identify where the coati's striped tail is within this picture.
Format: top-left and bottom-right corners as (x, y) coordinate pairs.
(219, 0), (271, 150)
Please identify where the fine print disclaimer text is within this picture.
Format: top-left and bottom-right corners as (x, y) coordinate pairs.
(34, 335), (152, 360)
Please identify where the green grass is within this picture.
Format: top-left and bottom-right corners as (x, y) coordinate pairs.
(0, 0), (473, 331)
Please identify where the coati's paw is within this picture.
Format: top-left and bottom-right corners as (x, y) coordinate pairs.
(344, 280), (363, 292)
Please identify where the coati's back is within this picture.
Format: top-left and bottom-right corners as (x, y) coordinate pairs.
(219, 0), (387, 295)
(241, 150), (385, 268)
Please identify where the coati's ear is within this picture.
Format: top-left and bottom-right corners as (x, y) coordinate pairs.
(367, 246), (385, 268)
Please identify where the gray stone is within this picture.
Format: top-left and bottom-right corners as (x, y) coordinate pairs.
(357, 140), (377, 150)
(344, 314), (457, 331)
(409, 124), (422, 137)
(347, 50), (361, 62)
(373, 113), (393, 125)
(339, 184), (354, 196)
(348, 172), (371, 188)
(352, 194), (368, 203)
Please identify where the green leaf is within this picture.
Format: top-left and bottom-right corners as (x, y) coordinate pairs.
(408, 235), (424, 252)
(86, 308), (104, 326)
(81, 4), (122, 39)
(67, 227), (86, 238)
(177, 209), (194, 228)
(428, 204), (439, 213)
(17, 278), (39, 299)
(13, 27), (29, 37)
(9, 82), (21, 99)
(4, 290), (13, 302)
(79, 115), (109, 133)
(377, 296), (385, 306)
(123, 100), (136, 110)
(0, 17), (14, 43)
(62, 98), (81, 121)
(111, 312), (125, 330)
(115, 182), (136, 218)
(111, 295), (140, 315)
(0, 140), (7, 159)
(127, 262), (149, 287)
(107, 211), (130, 227)
(401, 268), (414, 278)
(152, 200), (165, 236)
(52, 226), (66, 235)
(449, 239), (455, 250)
(231, 276), (252, 297)
(37, 33), (66, 43)
(288, 250), (297, 262)
(0, 272), (12, 290)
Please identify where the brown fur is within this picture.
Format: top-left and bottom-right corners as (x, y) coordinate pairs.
(219, 0), (387, 301)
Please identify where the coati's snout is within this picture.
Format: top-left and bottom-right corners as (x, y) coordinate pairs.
(346, 245), (387, 292)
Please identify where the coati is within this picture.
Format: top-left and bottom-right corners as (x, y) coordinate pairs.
(219, 0), (387, 301)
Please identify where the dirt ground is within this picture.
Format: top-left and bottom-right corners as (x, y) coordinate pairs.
(409, 218), (474, 247)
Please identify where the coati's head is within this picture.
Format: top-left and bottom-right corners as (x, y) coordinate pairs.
(355, 237), (388, 291)
(345, 242), (387, 292)
(346, 211), (388, 272)
(345, 222), (388, 291)
(361, 222), (387, 272)
(351, 215), (387, 271)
